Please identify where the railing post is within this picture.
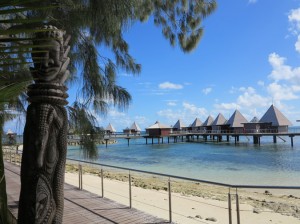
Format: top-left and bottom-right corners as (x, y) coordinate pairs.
(78, 164), (82, 190)
(228, 188), (232, 224)
(101, 168), (104, 198)
(10, 151), (12, 162)
(168, 177), (172, 223)
(236, 188), (240, 224)
(129, 171), (132, 208)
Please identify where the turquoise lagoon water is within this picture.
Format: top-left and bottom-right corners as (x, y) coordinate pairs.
(67, 135), (300, 186)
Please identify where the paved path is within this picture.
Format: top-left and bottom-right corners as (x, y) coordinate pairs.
(5, 161), (169, 224)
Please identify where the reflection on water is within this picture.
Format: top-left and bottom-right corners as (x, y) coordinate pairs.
(67, 136), (300, 186)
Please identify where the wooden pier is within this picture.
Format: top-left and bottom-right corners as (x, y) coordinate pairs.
(143, 132), (300, 147)
(4, 161), (169, 224)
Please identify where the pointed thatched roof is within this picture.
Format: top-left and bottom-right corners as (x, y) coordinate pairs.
(146, 121), (171, 129)
(250, 116), (260, 123)
(6, 129), (14, 135)
(226, 110), (248, 128)
(212, 113), (227, 126)
(259, 105), (292, 126)
(202, 115), (214, 126)
(173, 119), (186, 129)
(130, 122), (141, 131)
(106, 123), (116, 132)
(191, 118), (202, 127)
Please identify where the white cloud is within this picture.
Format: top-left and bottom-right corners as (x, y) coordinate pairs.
(182, 102), (208, 117)
(267, 82), (299, 101)
(237, 87), (270, 108)
(167, 102), (177, 106)
(268, 53), (295, 82)
(159, 82), (183, 90)
(248, 0), (257, 4)
(202, 87), (212, 95)
(157, 102), (208, 125)
(288, 8), (300, 33)
(295, 35), (300, 53)
(257, 80), (264, 86)
(214, 103), (240, 110)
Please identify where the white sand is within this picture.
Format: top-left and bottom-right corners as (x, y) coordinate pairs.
(65, 172), (300, 224)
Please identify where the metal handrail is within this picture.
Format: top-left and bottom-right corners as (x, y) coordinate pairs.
(67, 158), (300, 190)
(4, 150), (300, 224)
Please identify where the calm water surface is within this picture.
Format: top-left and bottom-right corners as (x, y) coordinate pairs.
(67, 135), (300, 186)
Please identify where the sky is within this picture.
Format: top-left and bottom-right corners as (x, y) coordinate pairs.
(5, 0), (300, 133)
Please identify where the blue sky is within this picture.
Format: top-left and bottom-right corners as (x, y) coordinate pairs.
(92, 0), (300, 131)
(5, 0), (300, 133)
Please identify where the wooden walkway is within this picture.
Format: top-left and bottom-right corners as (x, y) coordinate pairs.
(4, 161), (169, 224)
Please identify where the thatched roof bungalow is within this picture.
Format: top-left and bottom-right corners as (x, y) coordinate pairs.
(226, 110), (248, 133)
(200, 115), (214, 132)
(146, 121), (172, 137)
(190, 118), (202, 131)
(259, 105), (292, 133)
(243, 116), (262, 133)
(172, 119), (187, 131)
(105, 123), (116, 135)
(123, 122), (142, 135)
(212, 113), (228, 133)
(130, 122), (141, 135)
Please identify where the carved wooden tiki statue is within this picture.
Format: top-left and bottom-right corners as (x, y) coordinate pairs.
(18, 25), (70, 224)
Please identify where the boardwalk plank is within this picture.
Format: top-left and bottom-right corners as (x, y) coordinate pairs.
(4, 161), (169, 224)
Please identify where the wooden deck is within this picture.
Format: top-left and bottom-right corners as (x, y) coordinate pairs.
(4, 161), (169, 224)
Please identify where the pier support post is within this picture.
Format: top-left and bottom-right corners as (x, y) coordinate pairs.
(227, 135), (229, 142)
(273, 135), (277, 143)
(290, 135), (294, 147)
(152, 138), (153, 144)
(127, 138), (130, 146)
(218, 135), (222, 142)
(168, 137), (169, 144)
(146, 138), (148, 144)
(105, 138), (109, 148)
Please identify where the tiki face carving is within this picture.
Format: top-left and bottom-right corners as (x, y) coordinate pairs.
(30, 25), (70, 85)
(32, 39), (62, 82)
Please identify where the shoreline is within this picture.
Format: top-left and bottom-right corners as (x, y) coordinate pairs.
(65, 163), (300, 224)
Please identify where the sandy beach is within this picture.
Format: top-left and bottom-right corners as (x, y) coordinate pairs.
(65, 163), (300, 224)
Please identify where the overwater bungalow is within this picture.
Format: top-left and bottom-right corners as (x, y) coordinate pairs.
(123, 127), (131, 135)
(190, 118), (202, 131)
(211, 113), (228, 133)
(130, 122), (142, 135)
(200, 115), (214, 132)
(243, 116), (261, 133)
(146, 121), (172, 137)
(259, 104), (292, 133)
(226, 110), (248, 133)
(105, 123), (116, 135)
(172, 119), (187, 132)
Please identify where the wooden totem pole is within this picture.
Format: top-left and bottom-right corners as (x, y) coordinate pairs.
(18, 25), (70, 224)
